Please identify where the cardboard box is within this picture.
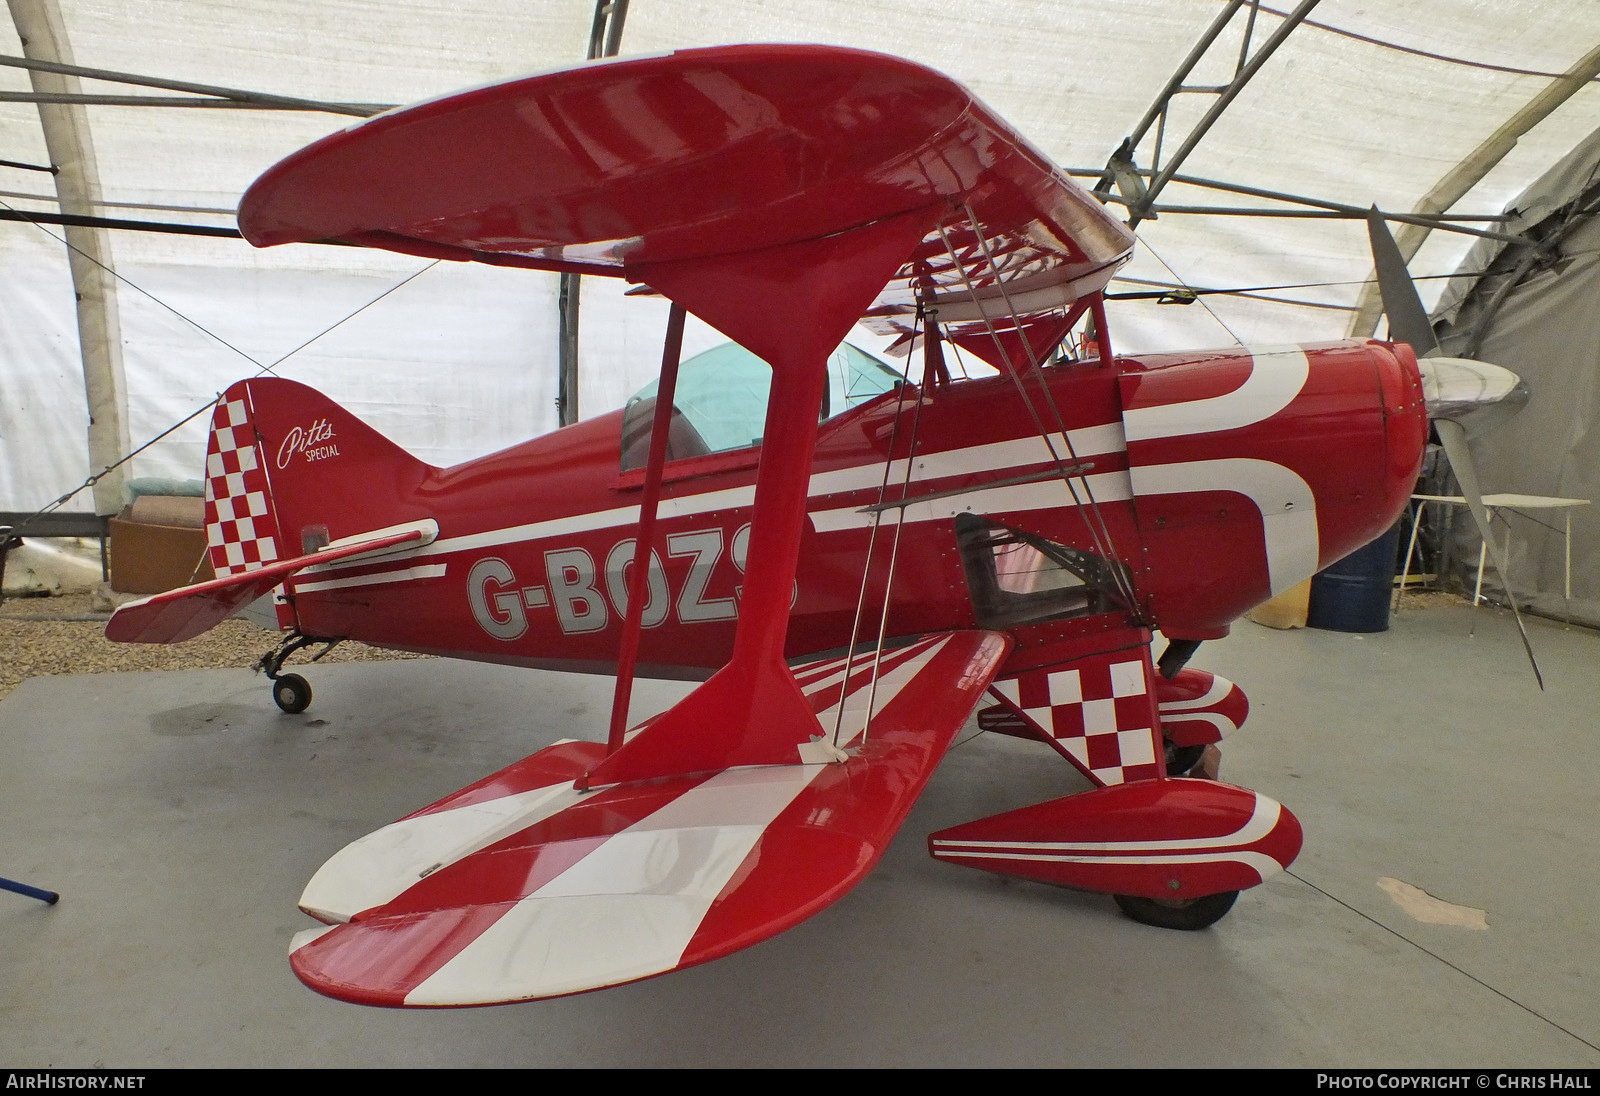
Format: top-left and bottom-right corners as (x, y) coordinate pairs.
(109, 514), (213, 595)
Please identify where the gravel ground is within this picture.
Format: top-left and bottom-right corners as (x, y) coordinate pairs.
(0, 588), (1478, 706)
(0, 591), (427, 703)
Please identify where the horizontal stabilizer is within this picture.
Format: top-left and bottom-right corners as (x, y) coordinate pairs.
(105, 521), (435, 644)
(289, 629), (1009, 1006)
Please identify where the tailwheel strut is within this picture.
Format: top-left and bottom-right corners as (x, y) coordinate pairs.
(255, 632), (342, 714)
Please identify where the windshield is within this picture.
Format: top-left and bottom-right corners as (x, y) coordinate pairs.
(621, 341), (902, 470)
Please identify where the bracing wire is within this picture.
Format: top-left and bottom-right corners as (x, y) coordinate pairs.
(958, 203), (1140, 611)
(831, 308), (923, 748)
(856, 312), (937, 746)
(2, 195), (265, 369)
(1134, 231), (1242, 345)
(935, 216), (1139, 613)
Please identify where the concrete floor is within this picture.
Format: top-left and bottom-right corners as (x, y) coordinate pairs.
(1, 601), (1597, 1067)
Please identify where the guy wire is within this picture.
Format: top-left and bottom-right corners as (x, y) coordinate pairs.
(3, 195), (440, 533)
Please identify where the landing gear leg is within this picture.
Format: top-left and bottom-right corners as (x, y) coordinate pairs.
(255, 632), (341, 713)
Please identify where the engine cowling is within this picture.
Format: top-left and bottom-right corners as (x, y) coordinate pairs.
(1117, 340), (1426, 637)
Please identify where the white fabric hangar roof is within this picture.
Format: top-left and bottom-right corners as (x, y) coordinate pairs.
(5, 0), (1600, 511)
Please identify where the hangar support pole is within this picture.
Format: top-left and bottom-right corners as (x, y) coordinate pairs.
(7, 0), (130, 517)
(1346, 39), (1600, 338)
(556, 0), (631, 427)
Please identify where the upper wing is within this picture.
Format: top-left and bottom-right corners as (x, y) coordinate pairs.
(105, 521), (436, 644)
(287, 629), (1009, 1006)
(238, 45), (1132, 350)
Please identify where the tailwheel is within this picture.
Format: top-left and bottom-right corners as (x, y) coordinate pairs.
(1114, 889), (1238, 931)
(272, 673), (312, 714)
(256, 631), (340, 714)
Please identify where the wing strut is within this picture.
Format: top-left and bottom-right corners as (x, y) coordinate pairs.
(607, 302), (686, 752)
(579, 206), (943, 787)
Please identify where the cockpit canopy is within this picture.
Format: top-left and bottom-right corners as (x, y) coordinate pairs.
(621, 341), (903, 470)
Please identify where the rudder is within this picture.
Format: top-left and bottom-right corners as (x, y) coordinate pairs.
(204, 384), (285, 577)
(204, 378), (435, 578)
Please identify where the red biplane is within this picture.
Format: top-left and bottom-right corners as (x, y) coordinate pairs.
(106, 45), (1500, 1007)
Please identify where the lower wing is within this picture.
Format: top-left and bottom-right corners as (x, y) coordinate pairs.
(287, 629), (1010, 1006)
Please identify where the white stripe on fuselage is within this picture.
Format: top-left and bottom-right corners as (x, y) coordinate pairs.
(1130, 458), (1317, 596)
(292, 563), (447, 593)
(805, 422), (1127, 498)
(317, 422), (1130, 570)
(811, 471), (1134, 532)
(1122, 346), (1321, 596)
(1123, 346), (1309, 442)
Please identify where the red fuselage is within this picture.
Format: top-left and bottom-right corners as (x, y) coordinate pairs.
(266, 340), (1426, 678)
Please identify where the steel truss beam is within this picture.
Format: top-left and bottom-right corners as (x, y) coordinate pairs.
(7, 0), (131, 516)
(1095, 0), (1322, 231)
(1072, 168), (1522, 244)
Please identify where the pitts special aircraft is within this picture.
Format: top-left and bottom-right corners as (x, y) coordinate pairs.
(106, 45), (1518, 1007)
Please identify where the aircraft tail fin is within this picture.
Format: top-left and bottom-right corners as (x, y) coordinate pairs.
(104, 377), (443, 642)
(205, 377), (436, 574)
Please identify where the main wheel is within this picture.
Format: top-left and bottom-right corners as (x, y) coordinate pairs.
(1164, 742), (1206, 776)
(272, 673), (312, 714)
(1114, 890), (1238, 930)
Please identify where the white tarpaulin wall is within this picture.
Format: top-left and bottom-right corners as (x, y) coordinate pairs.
(1434, 125), (1600, 625)
(5, 1), (1600, 524)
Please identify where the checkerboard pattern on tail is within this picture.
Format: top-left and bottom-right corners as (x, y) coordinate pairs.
(204, 385), (283, 577)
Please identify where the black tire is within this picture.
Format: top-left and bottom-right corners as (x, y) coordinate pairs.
(272, 673), (312, 714)
(1114, 889), (1239, 930)
(1164, 742), (1206, 777)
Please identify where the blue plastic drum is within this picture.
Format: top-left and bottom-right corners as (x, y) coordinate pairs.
(1307, 521), (1404, 633)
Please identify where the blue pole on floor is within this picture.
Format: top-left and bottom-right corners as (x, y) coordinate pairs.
(0, 876), (59, 904)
